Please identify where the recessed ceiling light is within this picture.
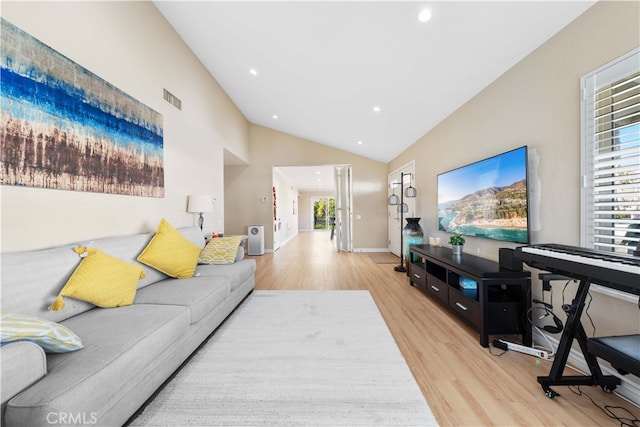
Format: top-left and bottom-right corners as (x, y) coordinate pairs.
(316, 171), (321, 174)
(272, 114), (278, 119)
(373, 106), (381, 112)
(249, 68), (258, 76)
(357, 140), (363, 145)
(418, 9), (432, 23)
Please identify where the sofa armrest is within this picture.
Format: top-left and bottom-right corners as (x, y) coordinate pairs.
(1, 341), (47, 406)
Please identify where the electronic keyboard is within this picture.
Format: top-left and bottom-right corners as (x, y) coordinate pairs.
(516, 243), (640, 398)
(516, 243), (640, 295)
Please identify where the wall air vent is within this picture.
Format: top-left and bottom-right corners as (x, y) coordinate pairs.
(163, 88), (182, 110)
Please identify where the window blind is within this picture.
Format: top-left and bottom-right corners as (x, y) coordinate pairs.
(582, 50), (640, 256)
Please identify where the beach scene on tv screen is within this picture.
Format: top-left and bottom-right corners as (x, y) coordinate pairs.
(438, 148), (528, 244)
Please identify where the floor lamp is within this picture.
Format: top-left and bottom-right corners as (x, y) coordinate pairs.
(388, 172), (417, 273)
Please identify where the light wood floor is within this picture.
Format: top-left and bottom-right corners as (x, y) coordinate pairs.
(250, 231), (639, 426)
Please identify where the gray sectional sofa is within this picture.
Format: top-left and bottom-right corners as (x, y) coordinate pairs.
(1, 226), (255, 427)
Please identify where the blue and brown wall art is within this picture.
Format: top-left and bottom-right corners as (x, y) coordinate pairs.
(0, 19), (164, 197)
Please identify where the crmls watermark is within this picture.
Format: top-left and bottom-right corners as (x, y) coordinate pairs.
(46, 412), (98, 425)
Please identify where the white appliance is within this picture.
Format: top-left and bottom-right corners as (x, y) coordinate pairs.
(247, 225), (265, 255)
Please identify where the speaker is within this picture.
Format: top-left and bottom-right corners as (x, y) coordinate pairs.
(247, 225), (265, 255)
(499, 248), (523, 271)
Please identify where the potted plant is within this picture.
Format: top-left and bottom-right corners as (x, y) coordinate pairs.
(449, 233), (465, 255)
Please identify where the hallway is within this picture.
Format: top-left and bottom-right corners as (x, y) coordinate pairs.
(254, 231), (360, 291)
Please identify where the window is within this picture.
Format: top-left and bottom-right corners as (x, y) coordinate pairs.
(312, 197), (335, 230)
(581, 49), (640, 259)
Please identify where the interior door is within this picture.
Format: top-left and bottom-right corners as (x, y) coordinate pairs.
(334, 165), (353, 252)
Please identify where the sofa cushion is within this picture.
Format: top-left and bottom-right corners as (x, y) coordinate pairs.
(236, 244), (245, 262)
(86, 232), (169, 290)
(1, 341), (47, 407)
(134, 277), (230, 324)
(4, 304), (190, 427)
(137, 219), (202, 279)
(0, 312), (83, 353)
(0, 228), (207, 323)
(179, 226), (207, 248)
(50, 247), (145, 311)
(1, 245), (94, 324)
(198, 236), (244, 265)
(79, 227), (204, 290)
(195, 259), (256, 292)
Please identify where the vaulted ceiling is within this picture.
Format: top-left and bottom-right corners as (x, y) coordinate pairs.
(155, 1), (595, 188)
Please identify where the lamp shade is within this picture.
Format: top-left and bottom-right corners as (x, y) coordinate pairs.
(187, 195), (212, 213)
(397, 202), (408, 213)
(388, 194), (400, 205)
(405, 186), (417, 198)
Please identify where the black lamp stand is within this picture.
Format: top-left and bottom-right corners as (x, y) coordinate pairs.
(197, 213), (204, 230)
(391, 172), (416, 273)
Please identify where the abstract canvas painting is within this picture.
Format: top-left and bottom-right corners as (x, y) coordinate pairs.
(0, 18), (164, 197)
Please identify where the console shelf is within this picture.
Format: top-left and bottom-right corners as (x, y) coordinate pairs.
(409, 244), (531, 347)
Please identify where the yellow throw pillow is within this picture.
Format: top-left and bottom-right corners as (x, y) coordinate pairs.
(137, 218), (202, 278)
(49, 247), (146, 311)
(0, 312), (84, 353)
(198, 236), (243, 265)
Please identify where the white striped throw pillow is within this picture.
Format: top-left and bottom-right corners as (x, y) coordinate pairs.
(0, 312), (84, 353)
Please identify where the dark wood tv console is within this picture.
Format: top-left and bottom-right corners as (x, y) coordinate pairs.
(408, 244), (531, 347)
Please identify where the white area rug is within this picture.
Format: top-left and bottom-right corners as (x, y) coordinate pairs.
(130, 290), (437, 426)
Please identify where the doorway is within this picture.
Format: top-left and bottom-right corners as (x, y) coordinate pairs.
(273, 164), (352, 252)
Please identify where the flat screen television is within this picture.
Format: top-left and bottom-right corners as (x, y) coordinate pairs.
(438, 146), (529, 244)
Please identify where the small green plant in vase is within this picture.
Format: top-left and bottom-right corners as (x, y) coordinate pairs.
(449, 233), (465, 254)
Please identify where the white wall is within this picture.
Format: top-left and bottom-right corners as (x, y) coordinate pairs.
(1, 1), (249, 252)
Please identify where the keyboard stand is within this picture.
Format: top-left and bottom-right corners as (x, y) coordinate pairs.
(538, 279), (621, 398)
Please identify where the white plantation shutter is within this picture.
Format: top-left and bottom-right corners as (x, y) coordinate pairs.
(581, 49), (640, 257)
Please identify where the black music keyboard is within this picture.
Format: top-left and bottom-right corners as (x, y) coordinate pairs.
(516, 243), (640, 295)
(517, 243), (639, 398)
